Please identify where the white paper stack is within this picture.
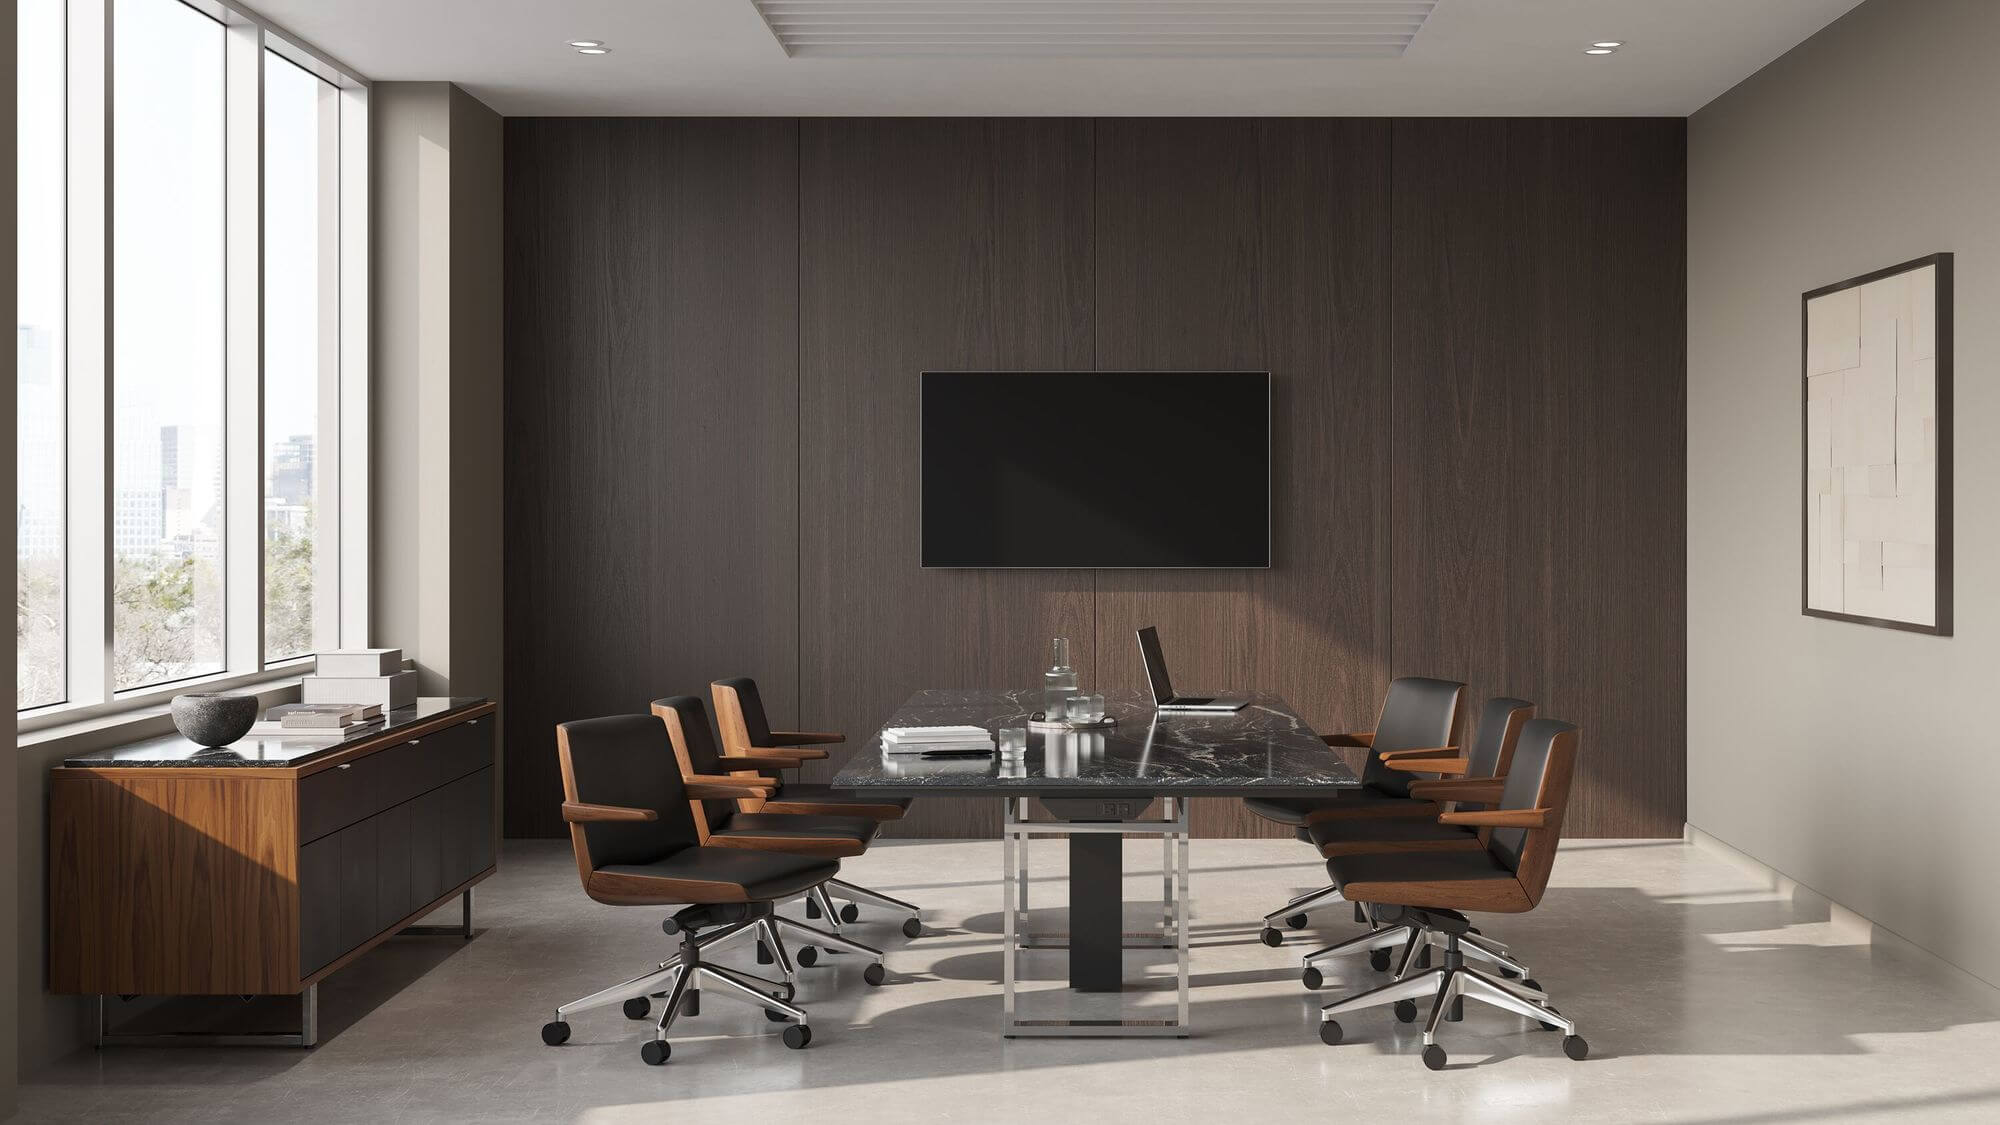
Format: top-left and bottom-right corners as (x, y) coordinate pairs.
(880, 725), (995, 755)
(300, 647), (416, 710)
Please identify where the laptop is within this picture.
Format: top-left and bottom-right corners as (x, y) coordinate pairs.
(1137, 626), (1249, 712)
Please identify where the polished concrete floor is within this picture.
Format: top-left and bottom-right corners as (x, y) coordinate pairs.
(19, 835), (2000, 1124)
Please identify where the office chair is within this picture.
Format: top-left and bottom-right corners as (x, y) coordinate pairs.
(654, 695), (901, 960)
(1295, 697), (1535, 986)
(1314, 718), (1588, 1069)
(540, 715), (868, 1065)
(710, 676), (924, 937)
(1248, 676), (1465, 945)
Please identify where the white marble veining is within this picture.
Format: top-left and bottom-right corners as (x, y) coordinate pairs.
(834, 689), (1358, 795)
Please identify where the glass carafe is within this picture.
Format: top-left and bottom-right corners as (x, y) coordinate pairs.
(1043, 637), (1079, 720)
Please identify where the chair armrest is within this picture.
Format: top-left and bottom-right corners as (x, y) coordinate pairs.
(687, 782), (773, 800)
(768, 730), (846, 746)
(1438, 808), (1550, 829)
(687, 773), (776, 790)
(562, 802), (657, 823)
(741, 746), (830, 762)
(1377, 745), (1458, 761)
(1406, 777), (1505, 801)
(1321, 730), (1376, 749)
(1383, 756), (1468, 774)
(720, 754), (807, 771)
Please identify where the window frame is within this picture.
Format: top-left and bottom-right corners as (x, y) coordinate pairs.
(18, 0), (369, 732)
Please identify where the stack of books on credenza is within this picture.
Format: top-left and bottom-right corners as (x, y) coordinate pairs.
(247, 702), (385, 740)
(299, 647), (418, 711)
(880, 726), (995, 755)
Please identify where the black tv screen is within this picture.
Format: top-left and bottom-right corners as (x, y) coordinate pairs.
(921, 372), (1271, 568)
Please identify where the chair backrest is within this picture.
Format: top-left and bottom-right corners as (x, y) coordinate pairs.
(1359, 676), (1464, 796)
(711, 677), (774, 755)
(653, 695), (758, 826)
(1465, 697), (1535, 781)
(556, 715), (702, 881)
(1486, 717), (1581, 908)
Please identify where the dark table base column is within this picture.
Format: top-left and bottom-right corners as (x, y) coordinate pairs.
(1068, 832), (1124, 992)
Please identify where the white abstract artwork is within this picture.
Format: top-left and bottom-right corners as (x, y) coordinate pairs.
(1803, 255), (1951, 633)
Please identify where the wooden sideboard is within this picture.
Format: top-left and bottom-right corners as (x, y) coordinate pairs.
(49, 697), (497, 1046)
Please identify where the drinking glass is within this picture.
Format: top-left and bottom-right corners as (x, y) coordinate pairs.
(998, 727), (1028, 759)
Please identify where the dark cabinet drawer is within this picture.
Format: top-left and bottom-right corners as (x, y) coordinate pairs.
(296, 763), (495, 980)
(298, 717), (493, 844)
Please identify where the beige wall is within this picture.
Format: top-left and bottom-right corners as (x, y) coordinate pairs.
(1688, 0), (2000, 986)
(369, 82), (504, 706)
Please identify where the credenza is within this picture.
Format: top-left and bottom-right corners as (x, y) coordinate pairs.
(49, 697), (498, 1046)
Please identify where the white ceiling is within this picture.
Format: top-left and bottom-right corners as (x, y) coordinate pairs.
(250, 0), (1865, 117)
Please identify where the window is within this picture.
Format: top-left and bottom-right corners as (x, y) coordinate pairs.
(111, 0), (227, 689)
(261, 51), (337, 664)
(16, 0), (67, 708)
(16, 0), (367, 720)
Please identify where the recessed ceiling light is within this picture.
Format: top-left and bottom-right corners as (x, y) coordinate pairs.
(568, 40), (603, 48)
(1584, 46), (1617, 56)
(1592, 41), (1623, 49)
(576, 47), (610, 55)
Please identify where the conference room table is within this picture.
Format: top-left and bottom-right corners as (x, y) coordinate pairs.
(831, 688), (1358, 1037)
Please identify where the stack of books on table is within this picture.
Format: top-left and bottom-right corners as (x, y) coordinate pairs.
(248, 703), (385, 740)
(880, 726), (995, 756)
(300, 648), (417, 711)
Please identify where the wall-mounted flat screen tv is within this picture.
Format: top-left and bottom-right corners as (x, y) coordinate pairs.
(921, 371), (1271, 568)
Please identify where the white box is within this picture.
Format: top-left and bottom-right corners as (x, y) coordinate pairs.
(313, 648), (404, 678)
(301, 669), (418, 711)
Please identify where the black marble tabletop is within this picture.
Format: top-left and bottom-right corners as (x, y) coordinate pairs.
(829, 689), (1359, 797)
(60, 697), (491, 769)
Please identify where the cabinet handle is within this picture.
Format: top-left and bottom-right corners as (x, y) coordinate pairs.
(337, 763), (353, 771)
(467, 719), (478, 726)
(408, 738), (421, 745)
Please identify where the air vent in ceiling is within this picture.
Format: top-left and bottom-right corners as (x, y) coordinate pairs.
(751, 1), (1437, 58)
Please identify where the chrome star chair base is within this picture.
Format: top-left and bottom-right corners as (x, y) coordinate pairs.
(1315, 911), (1584, 1070)
(540, 902), (886, 1064)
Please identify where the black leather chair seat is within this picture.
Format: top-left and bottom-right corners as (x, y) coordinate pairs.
(715, 812), (882, 843)
(599, 846), (838, 901)
(1246, 788), (1415, 825)
(766, 782), (912, 814)
(1306, 816), (1480, 856)
(1325, 847), (1517, 887)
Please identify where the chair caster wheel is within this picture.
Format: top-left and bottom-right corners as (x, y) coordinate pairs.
(640, 1039), (671, 1065)
(622, 997), (650, 1020)
(840, 904), (861, 923)
(863, 962), (887, 986)
(1422, 1045), (1447, 1070)
(540, 1021), (570, 1046)
(1318, 1020), (1343, 1046)
(1302, 966), (1324, 991)
(765, 1007), (790, 1023)
(1563, 1034), (1589, 1061)
(783, 1024), (813, 1050)
(797, 946), (819, 967)
(1393, 1000), (1419, 1023)
(683, 992), (700, 1018)
(757, 941), (774, 965)
(1259, 927), (1284, 947)
(805, 898), (822, 919)
(1285, 913), (1310, 930)
(902, 917), (924, 939)
(1369, 948), (1392, 972)
(1522, 978), (1541, 991)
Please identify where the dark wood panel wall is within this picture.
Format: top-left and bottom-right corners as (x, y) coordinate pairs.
(503, 117), (1686, 840)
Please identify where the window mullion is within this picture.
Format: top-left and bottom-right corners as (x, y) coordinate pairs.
(222, 17), (264, 674)
(68, 0), (112, 708)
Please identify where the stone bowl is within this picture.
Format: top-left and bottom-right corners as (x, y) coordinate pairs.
(170, 692), (260, 747)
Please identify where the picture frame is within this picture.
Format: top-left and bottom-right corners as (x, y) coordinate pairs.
(1800, 252), (1953, 634)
